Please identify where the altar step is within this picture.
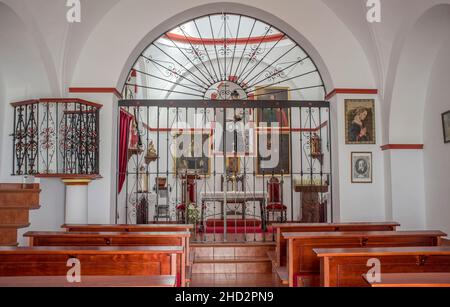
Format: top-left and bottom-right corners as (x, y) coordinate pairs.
(190, 242), (274, 274)
(205, 219), (261, 227)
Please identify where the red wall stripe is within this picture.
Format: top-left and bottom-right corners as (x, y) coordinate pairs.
(325, 88), (378, 100)
(381, 144), (424, 151)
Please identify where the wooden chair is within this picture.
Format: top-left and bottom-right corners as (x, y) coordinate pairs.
(220, 174), (247, 218)
(266, 177), (287, 223)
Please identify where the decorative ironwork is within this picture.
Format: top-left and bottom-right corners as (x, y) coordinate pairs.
(117, 100), (332, 243)
(125, 13), (326, 101)
(117, 13), (331, 242)
(11, 99), (101, 176)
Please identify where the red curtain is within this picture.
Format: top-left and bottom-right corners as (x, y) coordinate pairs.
(118, 109), (133, 194)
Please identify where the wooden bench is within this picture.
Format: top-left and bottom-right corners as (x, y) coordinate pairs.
(0, 246), (182, 282)
(272, 222), (399, 269)
(24, 231), (190, 287)
(0, 275), (176, 287)
(62, 224), (193, 233)
(315, 246), (450, 287)
(283, 230), (446, 287)
(363, 273), (450, 287)
(61, 224), (193, 263)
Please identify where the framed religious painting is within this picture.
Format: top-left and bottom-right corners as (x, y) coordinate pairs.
(345, 99), (376, 144)
(442, 110), (450, 144)
(256, 86), (291, 128)
(173, 132), (212, 177)
(351, 152), (372, 183)
(256, 132), (291, 176)
(225, 157), (240, 175)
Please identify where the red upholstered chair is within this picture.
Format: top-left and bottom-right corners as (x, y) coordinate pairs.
(266, 177), (287, 223)
(176, 178), (196, 223)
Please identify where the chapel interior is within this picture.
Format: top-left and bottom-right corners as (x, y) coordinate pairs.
(0, 0), (449, 288)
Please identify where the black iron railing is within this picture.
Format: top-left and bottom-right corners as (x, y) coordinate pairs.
(11, 98), (101, 176)
(117, 100), (332, 242)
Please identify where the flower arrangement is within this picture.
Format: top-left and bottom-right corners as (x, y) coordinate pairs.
(186, 203), (200, 224)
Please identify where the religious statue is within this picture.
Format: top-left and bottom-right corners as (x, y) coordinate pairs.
(145, 141), (158, 164)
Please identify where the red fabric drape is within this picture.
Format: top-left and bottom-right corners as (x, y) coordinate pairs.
(118, 109), (133, 194)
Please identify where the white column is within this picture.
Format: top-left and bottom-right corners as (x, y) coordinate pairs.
(62, 178), (92, 224)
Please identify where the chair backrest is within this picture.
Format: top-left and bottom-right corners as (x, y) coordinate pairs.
(181, 179), (196, 204)
(221, 175), (245, 192)
(268, 177), (283, 204)
(187, 181), (196, 203)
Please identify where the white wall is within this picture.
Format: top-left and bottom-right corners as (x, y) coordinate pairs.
(334, 93), (385, 222)
(423, 39), (450, 235)
(389, 150), (426, 230)
(2, 0), (450, 230)
(17, 179), (65, 246)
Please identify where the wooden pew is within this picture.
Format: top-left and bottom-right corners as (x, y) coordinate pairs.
(0, 246), (182, 285)
(272, 222), (399, 269)
(62, 224), (193, 264)
(62, 224), (193, 233)
(315, 246), (450, 287)
(0, 275), (176, 287)
(24, 231), (190, 287)
(283, 230), (446, 287)
(363, 273), (450, 288)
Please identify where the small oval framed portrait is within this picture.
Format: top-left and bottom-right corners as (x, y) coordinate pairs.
(351, 152), (372, 183)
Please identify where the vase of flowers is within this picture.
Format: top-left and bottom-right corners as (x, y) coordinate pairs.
(186, 203), (200, 225)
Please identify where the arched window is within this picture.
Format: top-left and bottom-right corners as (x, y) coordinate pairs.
(123, 13), (326, 101)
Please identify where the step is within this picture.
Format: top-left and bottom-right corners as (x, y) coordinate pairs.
(205, 219), (261, 227)
(192, 243), (275, 259)
(192, 259), (272, 274)
(195, 256), (270, 263)
(275, 266), (288, 285)
(267, 250), (277, 272)
(0, 183), (41, 246)
(0, 208), (30, 225)
(0, 184), (40, 209)
(0, 228), (19, 246)
(191, 242), (275, 274)
(186, 266), (192, 284)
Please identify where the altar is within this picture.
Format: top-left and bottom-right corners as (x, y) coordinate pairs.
(200, 191), (268, 231)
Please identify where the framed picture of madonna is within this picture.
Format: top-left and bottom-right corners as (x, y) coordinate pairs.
(345, 99), (376, 144)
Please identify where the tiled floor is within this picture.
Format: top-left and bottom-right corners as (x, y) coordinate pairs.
(189, 273), (285, 287)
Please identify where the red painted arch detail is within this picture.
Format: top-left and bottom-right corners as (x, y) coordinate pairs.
(164, 32), (286, 46)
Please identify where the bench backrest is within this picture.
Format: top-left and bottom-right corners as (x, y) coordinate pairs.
(273, 222), (400, 267)
(0, 246), (181, 277)
(314, 246), (450, 287)
(284, 230), (446, 287)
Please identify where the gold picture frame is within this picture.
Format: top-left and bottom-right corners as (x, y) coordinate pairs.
(255, 86), (291, 176)
(225, 157), (241, 175)
(172, 132), (212, 177)
(345, 99), (376, 145)
(255, 86), (291, 128)
(255, 132), (291, 176)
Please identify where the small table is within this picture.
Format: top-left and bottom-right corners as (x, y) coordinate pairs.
(200, 191), (267, 231)
(363, 273), (450, 287)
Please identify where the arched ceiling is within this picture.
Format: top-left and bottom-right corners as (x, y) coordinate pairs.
(388, 4), (450, 143)
(124, 13), (326, 101)
(69, 0), (377, 93)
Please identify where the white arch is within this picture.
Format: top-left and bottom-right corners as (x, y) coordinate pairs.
(387, 3), (450, 143)
(70, 0), (377, 92)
